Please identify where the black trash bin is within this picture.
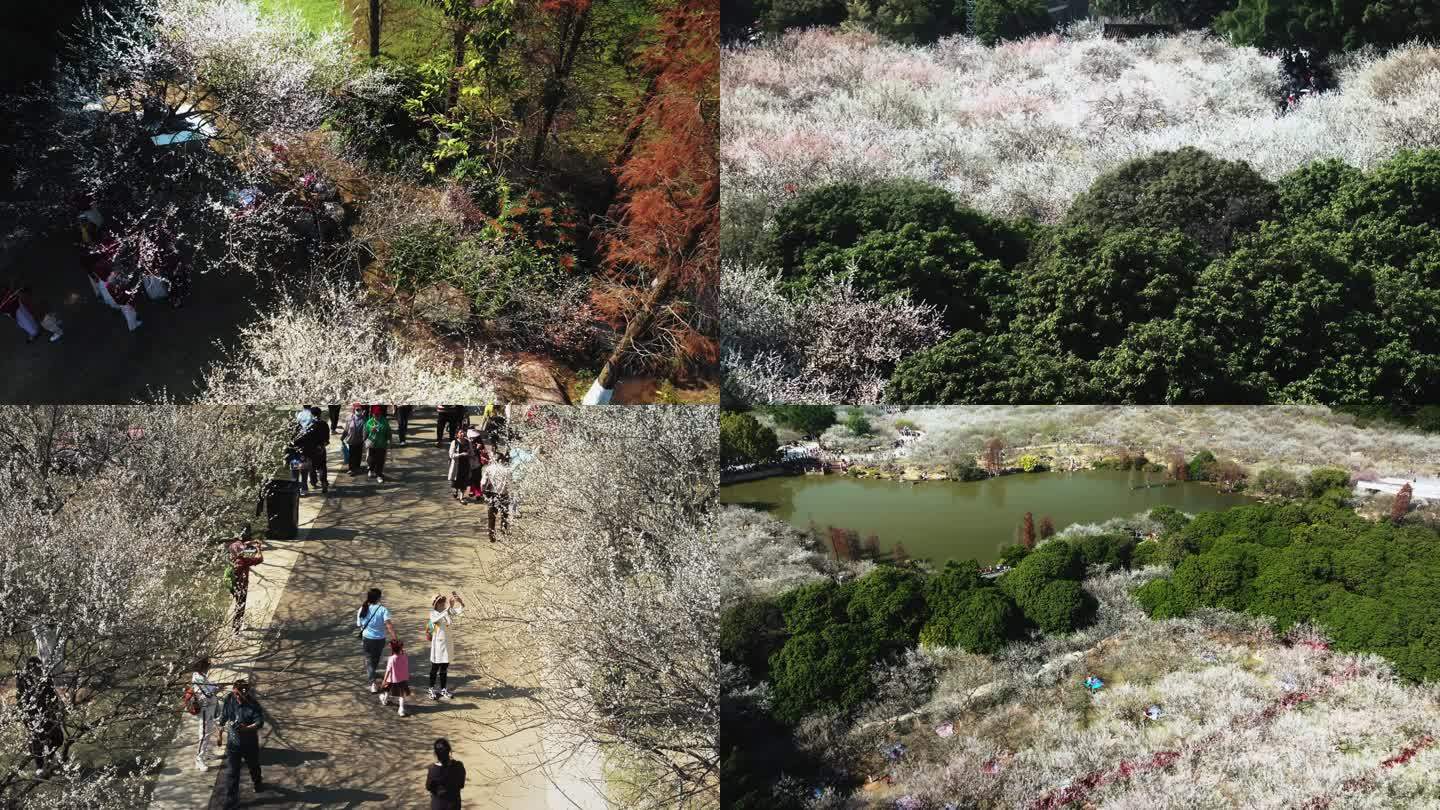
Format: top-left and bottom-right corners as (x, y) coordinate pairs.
(257, 478), (301, 540)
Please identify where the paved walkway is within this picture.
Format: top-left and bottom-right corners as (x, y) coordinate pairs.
(148, 426), (605, 809)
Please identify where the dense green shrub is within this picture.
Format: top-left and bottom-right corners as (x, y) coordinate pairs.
(1025, 579), (1094, 634)
(844, 566), (928, 645)
(1149, 505), (1190, 535)
(767, 623), (881, 723)
(971, 0), (1051, 45)
(880, 150), (1440, 408)
(1063, 147), (1280, 256)
(1075, 532), (1136, 571)
(721, 411), (780, 467)
(920, 588), (1021, 652)
(1135, 499), (1440, 681)
(1304, 467), (1352, 497)
(1187, 450), (1217, 481)
(1015, 226), (1206, 359)
(1255, 466), (1304, 498)
(1277, 159), (1364, 221)
(844, 409), (872, 436)
(762, 179), (1029, 330)
(721, 597), (788, 679)
(777, 578), (851, 635)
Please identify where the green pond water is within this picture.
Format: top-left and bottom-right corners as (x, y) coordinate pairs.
(721, 470), (1253, 563)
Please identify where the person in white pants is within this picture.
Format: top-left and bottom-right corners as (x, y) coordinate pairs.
(191, 658), (222, 770)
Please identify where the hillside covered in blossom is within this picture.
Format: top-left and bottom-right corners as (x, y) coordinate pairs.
(719, 26), (1440, 411)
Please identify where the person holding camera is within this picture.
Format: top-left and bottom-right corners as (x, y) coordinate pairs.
(217, 679), (268, 809)
(226, 529), (265, 635)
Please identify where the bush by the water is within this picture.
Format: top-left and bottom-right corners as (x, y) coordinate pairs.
(1135, 499), (1440, 681)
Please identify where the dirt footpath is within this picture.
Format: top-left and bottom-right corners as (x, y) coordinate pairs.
(148, 430), (605, 809)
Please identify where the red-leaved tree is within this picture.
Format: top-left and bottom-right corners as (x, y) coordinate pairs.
(587, 0), (718, 402)
(984, 438), (1006, 476)
(1392, 483), (1413, 524)
(1040, 515), (1055, 539)
(1021, 512), (1036, 549)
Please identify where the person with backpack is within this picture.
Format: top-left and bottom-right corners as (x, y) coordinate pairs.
(218, 680), (268, 809)
(186, 657), (222, 771)
(365, 405), (391, 483)
(16, 657), (64, 778)
(226, 530), (265, 635)
(379, 640), (412, 717)
(426, 591), (465, 701)
(426, 738), (466, 810)
(357, 588), (398, 693)
(344, 404), (368, 476)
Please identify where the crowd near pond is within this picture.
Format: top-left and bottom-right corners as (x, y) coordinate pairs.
(721, 469), (1253, 562)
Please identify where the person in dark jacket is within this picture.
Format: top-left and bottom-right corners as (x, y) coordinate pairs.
(435, 406), (463, 447)
(344, 404), (368, 475)
(218, 680), (267, 809)
(395, 404), (414, 445)
(426, 738), (466, 810)
(306, 406), (330, 495)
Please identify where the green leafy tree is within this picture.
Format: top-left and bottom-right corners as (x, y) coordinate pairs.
(720, 411), (780, 467)
(776, 578), (850, 635)
(764, 405), (837, 437)
(1134, 577), (1189, 618)
(758, 0), (848, 33)
(846, 0), (966, 42)
(1090, 0), (1232, 27)
(844, 409), (872, 436)
(845, 566), (928, 645)
(971, 0), (1051, 45)
(1256, 467), (1304, 498)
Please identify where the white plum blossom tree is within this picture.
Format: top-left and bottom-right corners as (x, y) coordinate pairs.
(721, 263), (945, 405)
(197, 276), (512, 402)
(477, 406), (719, 808)
(0, 405), (288, 808)
(722, 28), (1440, 226)
(2, 0), (352, 278)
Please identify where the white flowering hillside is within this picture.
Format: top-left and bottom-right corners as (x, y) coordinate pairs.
(722, 27), (1440, 223)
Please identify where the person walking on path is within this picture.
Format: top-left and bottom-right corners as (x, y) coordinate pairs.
(344, 404), (368, 476)
(357, 588), (398, 693)
(227, 530), (265, 635)
(327, 404), (341, 433)
(190, 658), (223, 771)
(447, 428), (472, 502)
(466, 431), (487, 502)
(285, 409), (317, 496)
(435, 405), (463, 448)
(306, 406), (330, 495)
(395, 405), (414, 446)
(482, 451), (512, 542)
(365, 405), (391, 483)
(16, 656), (65, 778)
(218, 680), (267, 809)
(379, 640), (412, 716)
(426, 738), (466, 810)
(427, 591), (465, 701)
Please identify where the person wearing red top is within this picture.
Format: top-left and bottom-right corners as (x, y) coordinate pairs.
(227, 528), (265, 634)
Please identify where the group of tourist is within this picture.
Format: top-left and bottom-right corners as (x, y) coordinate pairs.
(74, 196), (192, 333)
(199, 405), (509, 808)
